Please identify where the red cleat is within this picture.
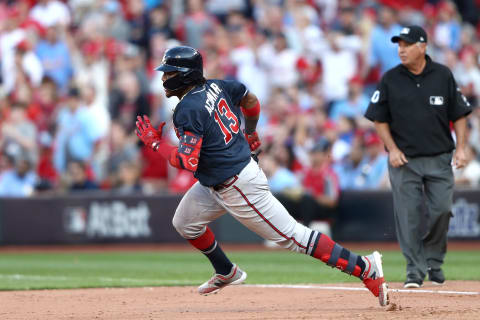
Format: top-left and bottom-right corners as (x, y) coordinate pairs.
(362, 251), (390, 306)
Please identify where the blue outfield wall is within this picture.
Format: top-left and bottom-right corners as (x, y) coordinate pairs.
(0, 190), (479, 245)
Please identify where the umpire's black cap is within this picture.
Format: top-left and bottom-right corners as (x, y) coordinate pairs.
(391, 25), (427, 44)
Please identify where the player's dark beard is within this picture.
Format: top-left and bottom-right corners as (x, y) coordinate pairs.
(163, 74), (188, 98)
(164, 87), (184, 98)
(163, 74), (186, 90)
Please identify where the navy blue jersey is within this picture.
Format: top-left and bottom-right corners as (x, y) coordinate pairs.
(172, 79), (252, 186)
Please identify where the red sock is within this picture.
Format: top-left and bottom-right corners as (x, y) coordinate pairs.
(188, 227), (215, 251)
(188, 227), (233, 275)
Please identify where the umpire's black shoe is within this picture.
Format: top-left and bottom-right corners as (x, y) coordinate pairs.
(404, 277), (423, 288)
(428, 268), (445, 285)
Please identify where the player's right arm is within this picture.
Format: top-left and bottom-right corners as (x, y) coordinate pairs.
(240, 92), (261, 152)
(240, 92), (259, 134)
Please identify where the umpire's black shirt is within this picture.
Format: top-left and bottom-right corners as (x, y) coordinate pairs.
(365, 55), (472, 157)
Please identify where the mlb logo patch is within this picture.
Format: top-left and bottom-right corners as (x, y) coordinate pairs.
(429, 96), (444, 106)
(401, 27), (410, 35)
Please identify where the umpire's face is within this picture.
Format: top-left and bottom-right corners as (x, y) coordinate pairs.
(397, 39), (426, 68)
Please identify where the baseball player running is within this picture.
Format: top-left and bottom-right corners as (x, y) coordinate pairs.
(136, 46), (389, 306)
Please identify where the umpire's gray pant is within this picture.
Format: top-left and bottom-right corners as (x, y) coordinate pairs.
(388, 151), (453, 280)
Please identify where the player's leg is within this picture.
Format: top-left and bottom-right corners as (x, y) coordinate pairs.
(213, 159), (388, 305)
(422, 152), (454, 284)
(172, 181), (246, 294)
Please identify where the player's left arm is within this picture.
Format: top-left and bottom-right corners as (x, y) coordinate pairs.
(240, 92), (261, 151)
(169, 131), (203, 172)
(170, 104), (206, 172)
(135, 114), (202, 172)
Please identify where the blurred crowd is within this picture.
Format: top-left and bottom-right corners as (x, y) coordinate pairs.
(0, 0), (480, 199)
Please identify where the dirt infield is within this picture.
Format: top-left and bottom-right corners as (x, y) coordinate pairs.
(0, 281), (479, 319)
(1, 243), (479, 319)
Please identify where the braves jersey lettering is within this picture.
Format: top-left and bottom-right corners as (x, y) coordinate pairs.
(214, 111), (232, 144)
(204, 83), (222, 115)
(214, 98), (239, 144)
(218, 99), (239, 133)
(173, 79), (251, 186)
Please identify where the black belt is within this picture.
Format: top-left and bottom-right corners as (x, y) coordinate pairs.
(213, 175), (238, 191)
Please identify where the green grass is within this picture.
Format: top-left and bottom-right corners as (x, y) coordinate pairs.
(0, 250), (478, 290)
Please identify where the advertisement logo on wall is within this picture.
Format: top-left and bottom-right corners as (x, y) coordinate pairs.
(64, 201), (152, 238)
(449, 198), (480, 238)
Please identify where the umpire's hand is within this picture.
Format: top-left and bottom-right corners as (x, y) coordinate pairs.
(453, 146), (467, 169)
(389, 148), (408, 168)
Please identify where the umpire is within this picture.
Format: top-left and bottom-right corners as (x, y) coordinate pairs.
(365, 25), (472, 288)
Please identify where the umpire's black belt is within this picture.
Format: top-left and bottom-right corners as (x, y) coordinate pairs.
(213, 175), (238, 191)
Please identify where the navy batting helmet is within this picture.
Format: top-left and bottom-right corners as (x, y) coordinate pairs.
(155, 46), (204, 91)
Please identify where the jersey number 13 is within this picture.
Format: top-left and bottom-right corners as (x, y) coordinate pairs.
(214, 98), (239, 144)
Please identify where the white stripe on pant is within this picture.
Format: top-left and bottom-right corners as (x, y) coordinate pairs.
(172, 158), (313, 253)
